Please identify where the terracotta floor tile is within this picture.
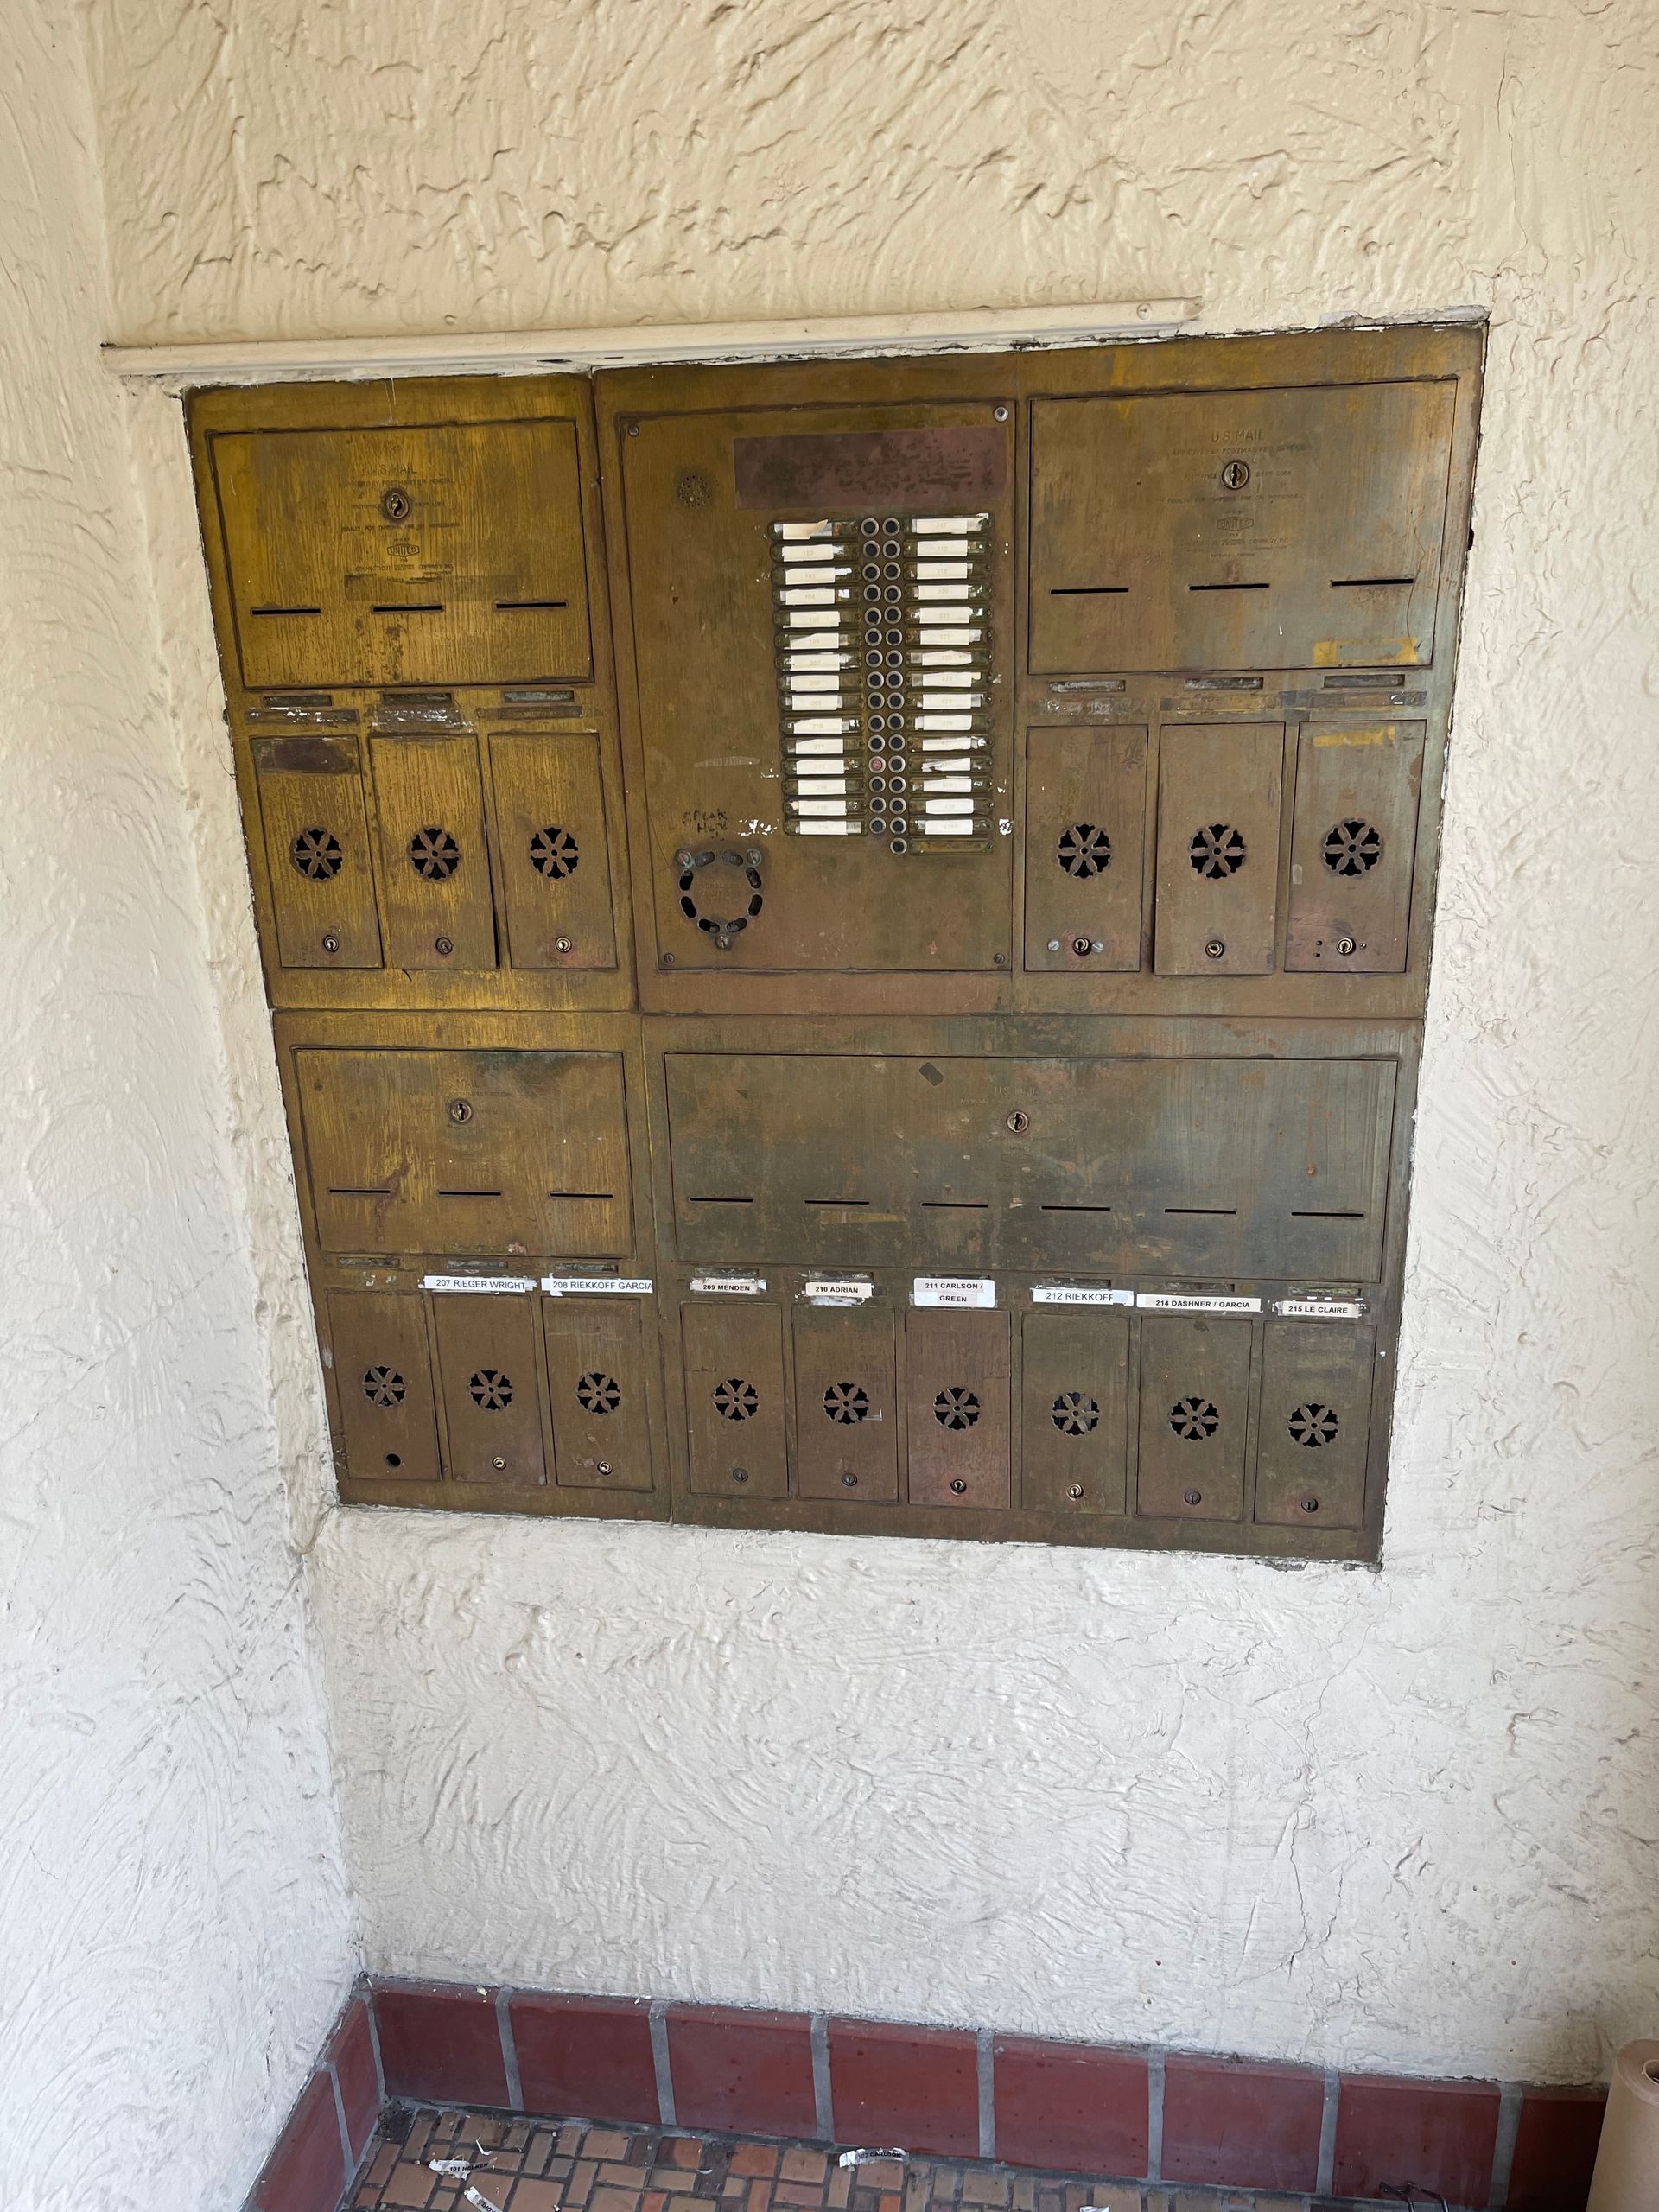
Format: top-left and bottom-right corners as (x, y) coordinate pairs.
(383, 2164), (439, 2209)
(783, 2153), (829, 2185)
(591, 2188), (645, 2212)
(732, 2149), (780, 2179)
(960, 2179), (1009, 2208)
(775, 2186), (829, 2207)
(587, 2135), (636, 2163)
(829, 2171), (852, 2208)
(512, 2186), (567, 2212)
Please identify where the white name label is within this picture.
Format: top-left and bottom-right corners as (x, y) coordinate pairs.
(1031, 1284), (1135, 1307)
(690, 1274), (768, 1296)
(802, 1278), (875, 1304)
(1272, 1298), (1367, 1319)
(542, 1275), (655, 1297)
(1135, 1292), (1262, 1314)
(421, 1274), (536, 1296)
(912, 1275), (995, 1308)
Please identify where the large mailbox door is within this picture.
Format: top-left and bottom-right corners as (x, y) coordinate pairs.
(1028, 380), (1456, 674)
(211, 417), (593, 690)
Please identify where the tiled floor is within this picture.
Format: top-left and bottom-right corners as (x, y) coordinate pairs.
(346, 2110), (1296, 2212)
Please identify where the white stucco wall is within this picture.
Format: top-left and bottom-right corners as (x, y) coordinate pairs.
(86, 0), (1658, 2086)
(0, 9), (360, 2209)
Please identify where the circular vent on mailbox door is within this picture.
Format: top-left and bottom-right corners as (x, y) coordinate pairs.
(1169, 1395), (1220, 1440)
(291, 826), (343, 880)
(714, 1378), (759, 1421)
(531, 826), (580, 879)
(409, 825), (461, 880)
(360, 1365), (404, 1407)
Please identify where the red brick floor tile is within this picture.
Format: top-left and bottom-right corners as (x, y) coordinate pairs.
(781, 2150), (829, 2183)
(830, 2020), (979, 2159)
(585, 2133), (636, 2162)
(1162, 2056), (1325, 2191)
(732, 2147), (780, 2179)
(667, 2007), (817, 2139)
(1333, 2074), (1502, 2207)
(993, 2038), (1149, 2177)
(591, 2187), (645, 2212)
(381, 2159), (439, 2209)
(1507, 2088), (1607, 2212)
(251, 2068), (346, 2212)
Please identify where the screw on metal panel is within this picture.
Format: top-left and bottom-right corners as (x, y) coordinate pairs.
(1090, 939), (1104, 954)
(1005, 1109), (1030, 1134)
(746, 848), (763, 868)
(993, 404), (1009, 423)
(993, 950), (1007, 966)
(1184, 1489), (1202, 1506)
(555, 936), (575, 953)
(1047, 939), (1062, 952)
(626, 421), (639, 436)
(950, 1478), (968, 1495)
(448, 1099), (474, 1123)
(1337, 936), (1357, 956)
(435, 935), (454, 957)
(661, 951), (675, 966)
(1204, 938), (1225, 960)
(731, 1466), (749, 1483)
(675, 848), (696, 869)
(321, 933), (340, 954)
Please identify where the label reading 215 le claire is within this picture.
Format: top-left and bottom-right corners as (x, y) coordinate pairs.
(912, 1276), (995, 1308)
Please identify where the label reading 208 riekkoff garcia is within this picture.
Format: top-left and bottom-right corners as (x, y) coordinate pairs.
(542, 1275), (655, 1297)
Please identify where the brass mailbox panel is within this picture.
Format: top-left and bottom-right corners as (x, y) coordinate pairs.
(432, 1293), (548, 1487)
(253, 738), (383, 970)
(296, 1046), (631, 1257)
(327, 1291), (442, 1484)
(1024, 728), (1148, 972)
(210, 417), (592, 690)
(1028, 379), (1456, 674)
(1286, 723), (1425, 973)
(1135, 1315), (1253, 1522)
(188, 326), (1481, 1557)
(1020, 1307), (1129, 1518)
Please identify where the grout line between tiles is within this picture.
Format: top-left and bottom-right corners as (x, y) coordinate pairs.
(1146, 2050), (1166, 2184)
(497, 1988), (524, 2113)
(977, 2028), (996, 2161)
(811, 2014), (834, 2145)
(650, 1999), (677, 2128)
(1488, 2082), (1524, 2211)
(325, 2057), (353, 2172)
(1316, 2067), (1339, 2196)
(365, 1985), (386, 2105)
